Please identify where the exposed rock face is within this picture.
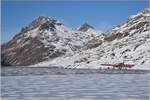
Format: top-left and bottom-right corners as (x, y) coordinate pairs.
(1, 37), (49, 66)
(83, 35), (104, 49)
(84, 8), (150, 49)
(1, 16), (101, 66)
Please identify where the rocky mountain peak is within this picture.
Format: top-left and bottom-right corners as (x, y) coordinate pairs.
(20, 16), (64, 33)
(33, 16), (58, 25)
(77, 22), (95, 32)
(142, 8), (150, 14)
(128, 8), (150, 21)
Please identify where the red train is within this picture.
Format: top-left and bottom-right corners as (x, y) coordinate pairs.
(101, 63), (135, 68)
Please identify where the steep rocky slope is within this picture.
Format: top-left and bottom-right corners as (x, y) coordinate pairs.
(1, 16), (101, 66)
(34, 8), (150, 70)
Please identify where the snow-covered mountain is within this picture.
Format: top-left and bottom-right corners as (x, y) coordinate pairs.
(33, 8), (150, 70)
(1, 16), (101, 66)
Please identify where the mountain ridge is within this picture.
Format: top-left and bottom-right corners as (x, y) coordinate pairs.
(32, 8), (150, 70)
(1, 8), (150, 70)
(1, 16), (102, 66)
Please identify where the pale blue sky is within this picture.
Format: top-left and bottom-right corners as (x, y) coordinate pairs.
(1, 0), (149, 43)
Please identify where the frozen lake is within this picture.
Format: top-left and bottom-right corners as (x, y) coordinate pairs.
(1, 70), (150, 100)
(1, 67), (150, 100)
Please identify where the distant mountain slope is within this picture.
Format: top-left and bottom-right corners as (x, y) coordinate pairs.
(1, 16), (101, 66)
(34, 8), (150, 70)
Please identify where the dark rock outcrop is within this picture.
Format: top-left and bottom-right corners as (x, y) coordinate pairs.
(77, 23), (94, 32)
